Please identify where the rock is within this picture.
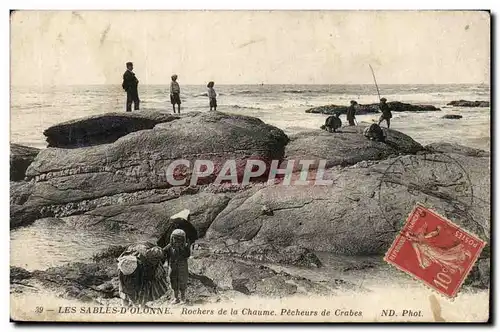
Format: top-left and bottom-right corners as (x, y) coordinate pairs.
(13, 112), (288, 228)
(206, 152), (490, 255)
(261, 205), (274, 216)
(425, 142), (490, 157)
(60, 192), (231, 241)
(10, 181), (34, 205)
(10, 144), (40, 181)
(25, 112), (288, 206)
(43, 111), (180, 148)
(442, 114), (463, 119)
(208, 240), (322, 268)
(283, 126), (424, 170)
(464, 258), (490, 289)
(447, 100), (490, 107)
(10, 266), (32, 281)
(189, 254), (340, 297)
(305, 101), (440, 115)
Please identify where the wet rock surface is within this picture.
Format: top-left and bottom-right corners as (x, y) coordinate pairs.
(10, 144), (40, 181)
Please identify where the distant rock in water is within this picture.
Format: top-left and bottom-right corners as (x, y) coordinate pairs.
(10, 143), (40, 181)
(305, 101), (440, 115)
(442, 114), (463, 119)
(43, 111), (180, 148)
(447, 100), (490, 107)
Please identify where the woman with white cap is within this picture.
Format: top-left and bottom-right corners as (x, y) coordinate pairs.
(117, 242), (169, 307)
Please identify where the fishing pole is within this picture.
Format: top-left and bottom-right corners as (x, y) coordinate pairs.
(369, 64), (381, 101)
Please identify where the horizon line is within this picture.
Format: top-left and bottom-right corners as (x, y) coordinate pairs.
(10, 82), (490, 87)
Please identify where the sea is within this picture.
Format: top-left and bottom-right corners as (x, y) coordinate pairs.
(9, 84), (491, 316)
(11, 84), (491, 151)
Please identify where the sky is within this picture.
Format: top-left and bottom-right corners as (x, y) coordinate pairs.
(10, 10), (490, 85)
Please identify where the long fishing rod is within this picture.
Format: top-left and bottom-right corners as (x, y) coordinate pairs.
(369, 64), (381, 100)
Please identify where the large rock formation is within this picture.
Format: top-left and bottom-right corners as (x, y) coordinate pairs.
(206, 151), (490, 255)
(10, 144), (40, 181)
(13, 112), (289, 228)
(447, 100), (490, 108)
(305, 101), (440, 115)
(43, 111), (180, 148)
(60, 191), (231, 240)
(10, 111), (491, 302)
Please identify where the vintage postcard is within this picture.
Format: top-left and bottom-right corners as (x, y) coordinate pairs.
(9, 10), (491, 323)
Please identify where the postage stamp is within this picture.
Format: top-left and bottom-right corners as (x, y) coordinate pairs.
(384, 203), (486, 299)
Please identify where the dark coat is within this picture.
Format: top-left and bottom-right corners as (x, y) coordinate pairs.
(122, 70), (139, 92)
(346, 105), (356, 120)
(325, 116), (342, 130)
(380, 103), (392, 119)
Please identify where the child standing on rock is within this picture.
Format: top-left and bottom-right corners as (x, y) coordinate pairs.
(163, 229), (191, 304)
(207, 81), (217, 111)
(170, 74), (181, 114)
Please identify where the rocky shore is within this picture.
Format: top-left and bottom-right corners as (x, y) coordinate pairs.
(447, 100), (490, 108)
(10, 110), (491, 305)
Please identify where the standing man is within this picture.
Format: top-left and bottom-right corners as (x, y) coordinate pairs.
(378, 97), (392, 128)
(122, 62), (140, 112)
(170, 74), (181, 114)
(347, 100), (357, 126)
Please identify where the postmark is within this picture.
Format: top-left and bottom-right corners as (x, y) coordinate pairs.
(378, 153), (474, 232)
(384, 203), (486, 298)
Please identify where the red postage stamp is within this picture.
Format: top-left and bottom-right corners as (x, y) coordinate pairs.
(384, 203), (486, 298)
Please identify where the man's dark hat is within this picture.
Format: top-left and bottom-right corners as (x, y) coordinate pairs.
(126, 62), (133, 66)
(380, 97), (387, 102)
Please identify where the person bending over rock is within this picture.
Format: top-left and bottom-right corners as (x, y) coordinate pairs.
(163, 229), (191, 304)
(117, 242), (169, 308)
(363, 123), (386, 142)
(322, 112), (342, 133)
